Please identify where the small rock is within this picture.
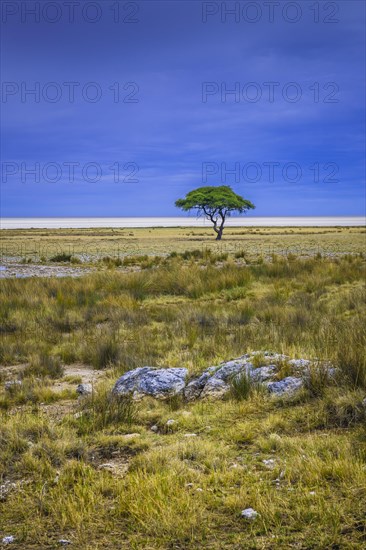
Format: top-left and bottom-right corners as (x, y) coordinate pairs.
(150, 425), (158, 432)
(0, 481), (17, 501)
(327, 367), (337, 379)
(263, 459), (276, 469)
(212, 358), (252, 382)
(166, 419), (175, 427)
(58, 540), (72, 546)
(200, 377), (229, 399)
(241, 508), (259, 520)
(251, 365), (276, 382)
(288, 358), (311, 370)
(257, 352), (288, 362)
(76, 383), (92, 396)
(193, 359), (252, 400)
(267, 377), (303, 396)
(309, 491), (316, 496)
(183, 433), (197, 437)
(2, 536), (15, 544)
(184, 370), (213, 401)
(196, 487), (203, 492)
(4, 380), (22, 391)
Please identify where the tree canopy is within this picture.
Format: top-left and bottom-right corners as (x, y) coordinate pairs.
(175, 186), (255, 240)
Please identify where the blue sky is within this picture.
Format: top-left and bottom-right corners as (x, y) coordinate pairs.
(1, 0), (365, 217)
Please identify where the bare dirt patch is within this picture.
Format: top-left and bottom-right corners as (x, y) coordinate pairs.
(1, 362), (103, 388)
(52, 363), (104, 393)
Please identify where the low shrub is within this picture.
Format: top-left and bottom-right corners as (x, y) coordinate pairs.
(24, 354), (64, 379)
(50, 253), (73, 262)
(304, 361), (333, 398)
(87, 336), (121, 370)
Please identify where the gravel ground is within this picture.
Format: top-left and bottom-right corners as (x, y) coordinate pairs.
(0, 262), (94, 279)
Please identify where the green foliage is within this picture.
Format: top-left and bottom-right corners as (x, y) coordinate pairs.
(175, 186), (255, 239)
(175, 185), (255, 214)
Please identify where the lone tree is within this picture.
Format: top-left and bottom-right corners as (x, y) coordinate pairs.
(175, 186), (255, 240)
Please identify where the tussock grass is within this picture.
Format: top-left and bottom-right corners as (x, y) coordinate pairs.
(88, 335), (121, 370)
(76, 383), (138, 433)
(229, 371), (262, 401)
(50, 252), (73, 262)
(24, 353), (64, 379)
(333, 322), (366, 389)
(0, 377), (73, 410)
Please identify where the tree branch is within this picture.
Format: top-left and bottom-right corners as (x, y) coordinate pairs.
(202, 206), (219, 233)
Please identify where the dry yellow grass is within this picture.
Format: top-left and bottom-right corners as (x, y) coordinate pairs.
(1, 225), (365, 261)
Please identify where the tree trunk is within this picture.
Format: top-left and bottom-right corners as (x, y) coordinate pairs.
(216, 213), (225, 240)
(203, 208), (226, 241)
(216, 228), (223, 240)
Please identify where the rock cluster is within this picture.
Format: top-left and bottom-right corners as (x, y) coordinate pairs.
(112, 352), (331, 401)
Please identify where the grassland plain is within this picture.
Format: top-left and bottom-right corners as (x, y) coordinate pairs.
(0, 228), (366, 549)
(1, 226), (365, 262)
